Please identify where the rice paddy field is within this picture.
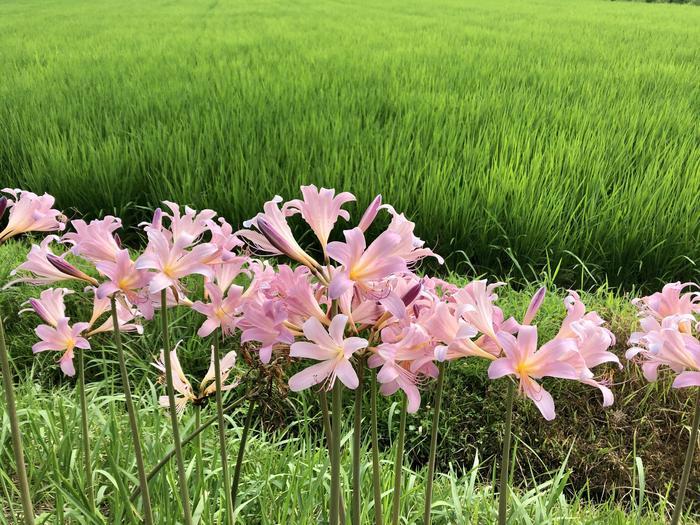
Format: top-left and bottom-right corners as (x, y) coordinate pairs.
(1, 0), (700, 289)
(3, 0), (700, 524)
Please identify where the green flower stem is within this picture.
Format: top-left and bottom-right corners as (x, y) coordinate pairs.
(231, 397), (256, 511)
(77, 346), (95, 514)
(331, 381), (343, 525)
(110, 296), (153, 525)
(212, 330), (234, 524)
(670, 388), (700, 525)
(0, 310), (35, 524)
(130, 394), (247, 503)
(390, 395), (407, 525)
(423, 361), (446, 525)
(370, 371), (383, 525)
(160, 289), (193, 525)
(321, 390), (347, 525)
(352, 357), (365, 525)
(498, 380), (516, 525)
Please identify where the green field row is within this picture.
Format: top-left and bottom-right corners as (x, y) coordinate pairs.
(1, 0), (699, 288)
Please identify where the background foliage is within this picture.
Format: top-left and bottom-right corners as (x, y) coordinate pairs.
(1, 0), (700, 289)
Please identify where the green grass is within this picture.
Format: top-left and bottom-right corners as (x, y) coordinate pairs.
(1, 0), (700, 288)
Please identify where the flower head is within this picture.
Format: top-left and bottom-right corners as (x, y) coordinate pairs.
(0, 189), (66, 242)
(288, 315), (368, 391)
(284, 185), (355, 248)
(63, 216), (122, 264)
(32, 318), (90, 376)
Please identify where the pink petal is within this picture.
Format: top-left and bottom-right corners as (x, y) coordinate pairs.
(672, 371), (700, 389)
(290, 342), (336, 361)
(334, 359), (359, 389)
(488, 359), (516, 380)
(288, 360), (336, 391)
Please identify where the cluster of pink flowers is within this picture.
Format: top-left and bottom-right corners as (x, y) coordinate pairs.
(5, 185), (622, 419)
(627, 282), (700, 389)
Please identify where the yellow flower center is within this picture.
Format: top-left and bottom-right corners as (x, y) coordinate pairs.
(515, 361), (531, 377)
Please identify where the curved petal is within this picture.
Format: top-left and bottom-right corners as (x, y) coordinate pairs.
(288, 360), (336, 391)
(488, 359), (516, 380)
(672, 371), (700, 389)
(334, 359), (359, 389)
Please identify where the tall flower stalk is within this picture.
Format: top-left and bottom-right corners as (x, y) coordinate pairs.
(670, 388), (700, 525)
(212, 330), (234, 523)
(0, 311), (35, 525)
(231, 397), (256, 511)
(331, 381), (343, 525)
(390, 395), (407, 525)
(76, 346), (95, 513)
(370, 371), (383, 525)
(160, 289), (193, 525)
(497, 380), (515, 525)
(351, 357), (365, 525)
(110, 296), (153, 524)
(423, 361), (446, 525)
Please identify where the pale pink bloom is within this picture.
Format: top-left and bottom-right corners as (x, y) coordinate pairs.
(95, 249), (151, 299)
(206, 217), (244, 263)
(0, 189), (66, 241)
(288, 315), (368, 391)
(238, 196), (319, 269)
(557, 291), (614, 341)
(424, 302), (496, 361)
(33, 318), (90, 376)
(62, 216), (122, 263)
(326, 227), (407, 299)
(208, 257), (249, 294)
(164, 201), (217, 246)
(284, 185), (355, 248)
(382, 205), (444, 265)
(632, 282), (700, 322)
(135, 229), (216, 294)
(20, 288), (72, 327)
(86, 298), (143, 336)
(153, 346), (196, 414)
(192, 282), (244, 337)
(238, 299), (294, 363)
(488, 326), (581, 420)
(7, 237), (82, 287)
(627, 326), (700, 388)
(453, 280), (505, 341)
(358, 195), (382, 232)
(264, 265), (329, 325)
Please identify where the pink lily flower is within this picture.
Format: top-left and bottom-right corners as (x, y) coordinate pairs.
(135, 229), (216, 294)
(382, 205), (444, 265)
(264, 265), (329, 326)
(192, 282), (244, 337)
(632, 282), (700, 322)
(0, 189), (66, 242)
(95, 248), (151, 300)
(20, 288), (72, 327)
(84, 291), (143, 336)
(326, 227), (407, 299)
(206, 217), (244, 263)
(33, 318), (90, 376)
(488, 326), (581, 420)
(424, 302), (496, 362)
(627, 326), (700, 388)
(7, 237), (80, 287)
(159, 201), (217, 247)
(284, 185), (355, 249)
(238, 299), (295, 363)
(453, 280), (505, 341)
(62, 216), (122, 263)
(238, 196), (320, 269)
(288, 315), (368, 391)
